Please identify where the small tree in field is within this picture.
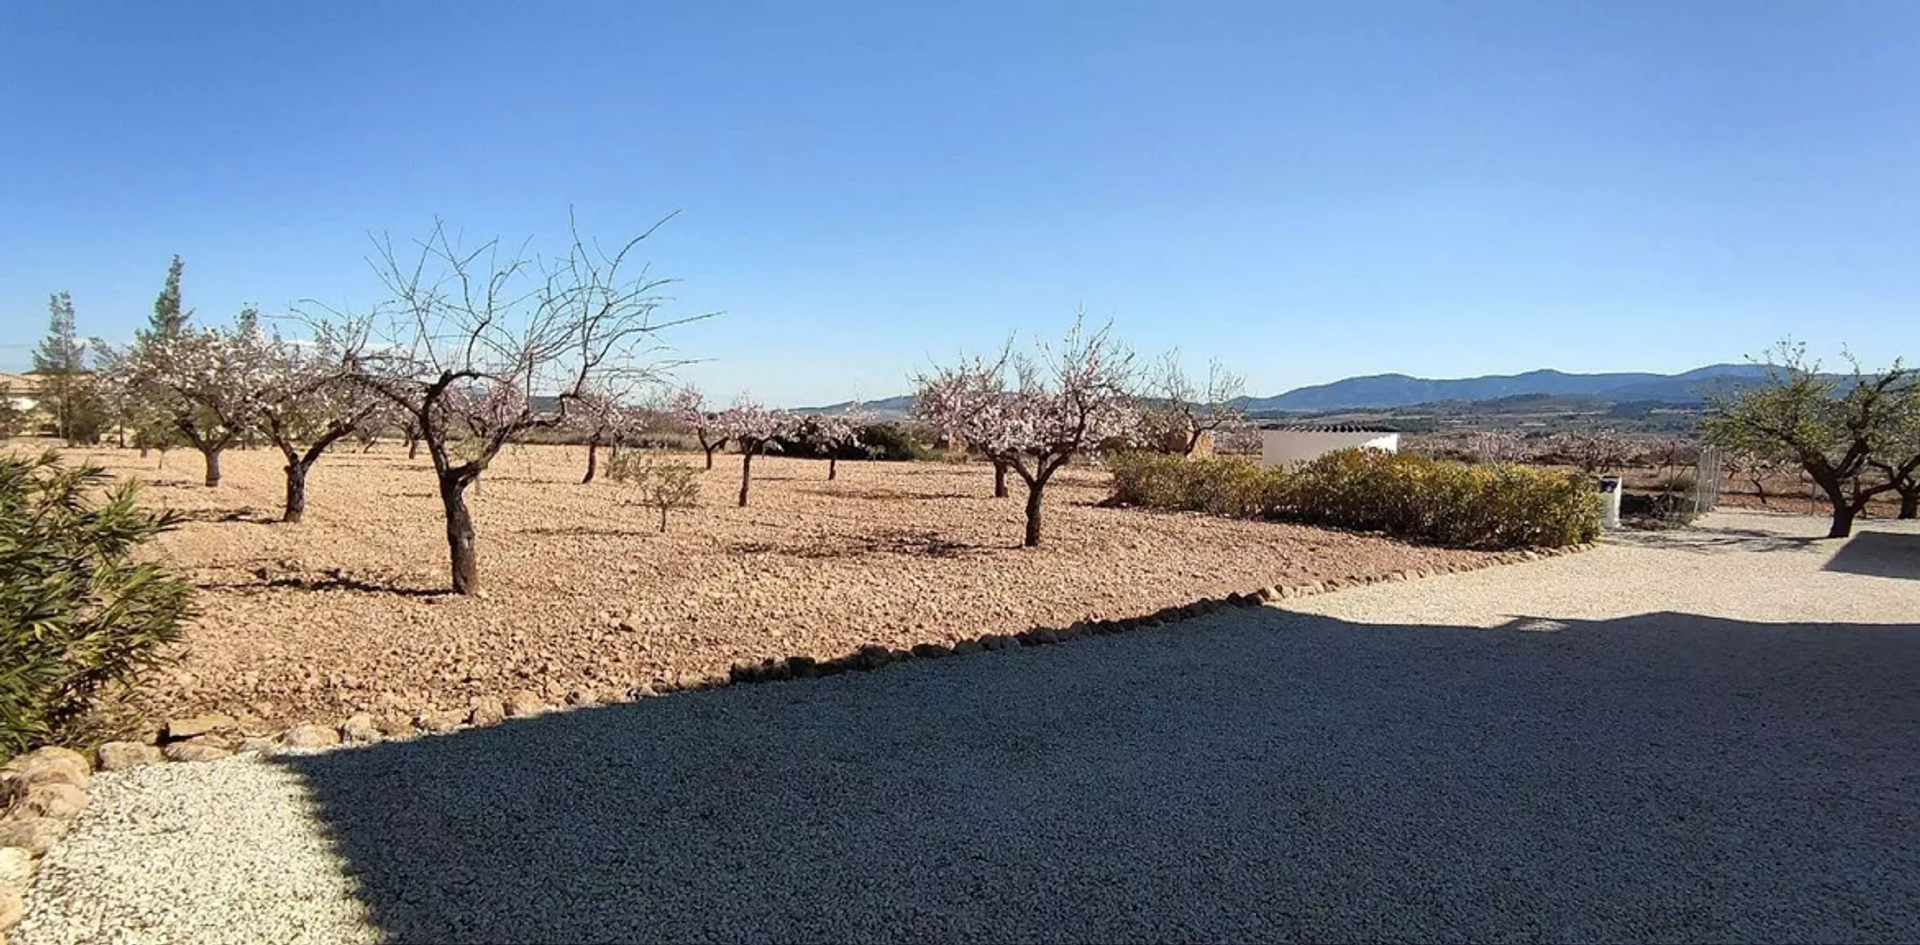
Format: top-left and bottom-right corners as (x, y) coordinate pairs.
(914, 371), (1012, 497)
(331, 214), (706, 595)
(607, 451), (701, 531)
(1723, 450), (1789, 508)
(1701, 343), (1911, 538)
(716, 399), (795, 507)
(570, 388), (640, 484)
(33, 292), (106, 446)
(112, 315), (270, 487)
(917, 317), (1140, 547)
(811, 408), (868, 480)
(1142, 351), (1245, 456)
(254, 327), (383, 522)
(671, 386), (728, 469)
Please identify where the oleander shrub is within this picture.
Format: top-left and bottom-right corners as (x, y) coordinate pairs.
(0, 452), (194, 760)
(1109, 449), (1599, 549)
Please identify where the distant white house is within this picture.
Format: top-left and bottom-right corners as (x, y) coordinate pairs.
(1259, 423), (1400, 467)
(0, 372), (43, 414)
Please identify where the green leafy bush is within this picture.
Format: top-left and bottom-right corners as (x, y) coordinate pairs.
(1, 452), (194, 760)
(1109, 449), (1599, 549)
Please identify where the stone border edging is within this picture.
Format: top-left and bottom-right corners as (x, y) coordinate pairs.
(0, 539), (1600, 939)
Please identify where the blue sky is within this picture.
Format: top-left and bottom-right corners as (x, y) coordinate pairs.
(3, 1), (1916, 405)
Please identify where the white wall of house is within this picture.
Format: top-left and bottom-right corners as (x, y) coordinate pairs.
(1259, 430), (1400, 467)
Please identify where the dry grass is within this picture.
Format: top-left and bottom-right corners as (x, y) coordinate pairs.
(17, 440), (1500, 728)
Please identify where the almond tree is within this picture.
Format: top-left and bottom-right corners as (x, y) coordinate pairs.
(332, 214), (705, 594)
(917, 318), (1140, 547)
(1868, 384), (1920, 519)
(671, 386), (728, 469)
(1549, 429), (1631, 475)
(110, 315), (271, 487)
(1143, 351), (1245, 456)
(1466, 431), (1528, 464)
(1702, 343), (1911, 538)
(914, 370), (1012, 498)
(716, 399), (795, 507)
(254, 327), (383, 522)
(1723, 450), (1788, 508)
(812, 407), (869, 480)
(570, 387), (641, 484)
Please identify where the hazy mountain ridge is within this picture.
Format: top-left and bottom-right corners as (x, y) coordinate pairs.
(793, 364), (1771, 418)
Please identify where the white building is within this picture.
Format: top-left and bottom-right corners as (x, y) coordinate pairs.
(1259, 423), (1400, 467)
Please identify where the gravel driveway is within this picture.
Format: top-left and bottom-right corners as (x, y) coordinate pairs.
(17, 510), (1920, 944)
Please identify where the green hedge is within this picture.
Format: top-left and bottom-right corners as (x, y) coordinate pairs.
(1, 452), (194, 759)
(1109, 449), (1599, 549)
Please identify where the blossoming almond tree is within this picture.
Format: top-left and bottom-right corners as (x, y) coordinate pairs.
(670, 386), (728, 469)
(716, 399), (796, 507)
(329, 214), (706, 595)
(812, 407), (868, 480)
(917, 317), (1140, 547)
(253, 327), (384, 522)
(569, 387), (645, 484)
(914, 370), (1012, 497)
(108, 314), (273, 487)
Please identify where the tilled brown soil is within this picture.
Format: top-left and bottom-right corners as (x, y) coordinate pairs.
(34, 443), (1498, 728)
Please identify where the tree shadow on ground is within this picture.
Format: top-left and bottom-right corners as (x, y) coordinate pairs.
(1606, 523), (1820, 554)
(198, 572), (447, 598)
(728, 528), (990, 560)
(796, 486), (977, 502)
(274, 607), (1920, 944)
(1825, 530), (1920, 581)
(172, 506), (275, 524)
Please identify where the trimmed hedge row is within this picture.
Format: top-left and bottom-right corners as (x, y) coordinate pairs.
(1109, 449), (1600, 549)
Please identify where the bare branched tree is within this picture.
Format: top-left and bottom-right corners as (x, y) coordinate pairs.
(323, 213), (708, 594)
(253, 323), (384, 522)
(1143, 351), (1245, 456)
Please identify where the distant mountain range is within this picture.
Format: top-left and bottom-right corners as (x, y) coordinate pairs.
(796, 364), (1770, 418)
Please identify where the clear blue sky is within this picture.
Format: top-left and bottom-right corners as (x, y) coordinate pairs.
(3, 1), (1916, 404)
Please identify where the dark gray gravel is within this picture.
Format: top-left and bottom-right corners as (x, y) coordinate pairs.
(19, 512), (1920, 944)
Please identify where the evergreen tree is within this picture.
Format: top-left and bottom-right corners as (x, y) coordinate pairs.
(147, 255), (190, 339)
(31, 292), (104, 444)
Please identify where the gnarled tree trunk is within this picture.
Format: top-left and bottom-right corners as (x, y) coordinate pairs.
(992, 458), (1009, 498)
(582, 438), (601, 484)
(439, 473), (480, 595)
(282, 460), (310, 523)
(828, 455), (838, 480)
(1900, 490), (1918, 520)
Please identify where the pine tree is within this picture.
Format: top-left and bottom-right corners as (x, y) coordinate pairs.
(31, 292), (103, 444)
(148, 255), (190, 338)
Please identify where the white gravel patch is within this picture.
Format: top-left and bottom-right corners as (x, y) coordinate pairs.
(16, 509), (1920, 943)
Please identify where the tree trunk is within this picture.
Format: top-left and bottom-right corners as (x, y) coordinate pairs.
(1900, 490), (1918, 520)
(992, 459), (1009, 498)
(829, 455), (838, 480)
(201, 447), (223, 487)
(582, 439), (600, 484)
(1022, 477), (1045, 547)
(1828, 502), (1858, 539)
(282, 460), (310, 523)
(439, 474), (480, 595)
(738, 450), (754, 507)
(139, 445), (149, 458)
(704, 442), (719, 470)
(659, 505), (668, 533)
(408, 437), (420, 460)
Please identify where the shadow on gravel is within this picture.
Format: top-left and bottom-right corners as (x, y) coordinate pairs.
(1825, 531), (1920, 581)
(275, 608), (1920, 944)
(1608, 525), (1820, 554)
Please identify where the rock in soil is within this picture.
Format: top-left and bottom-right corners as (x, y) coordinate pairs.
(505, 691), (545, 718)
(0, 750), (90, 791)
(340, 714), (381, 742)
(163, 714), (236, 741)
(20, 784), (86, 821)
(280, 725), (341, 750)
(0, 818), (66, 857)
(95, 742), (164, 773)
(161, 743), (233, 764)
(0, 882), (20, 932)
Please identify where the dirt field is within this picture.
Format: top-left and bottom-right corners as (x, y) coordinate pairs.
(18, 441), (1501, 730)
